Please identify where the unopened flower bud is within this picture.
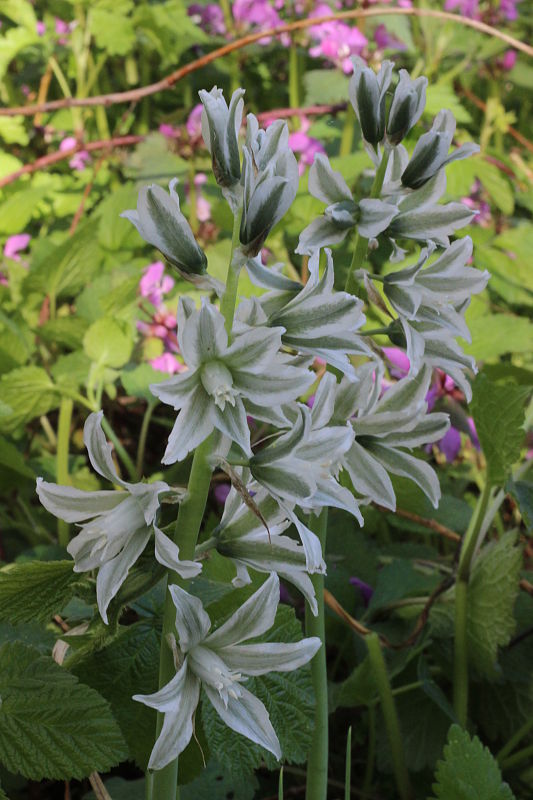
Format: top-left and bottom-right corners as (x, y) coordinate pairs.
(401, 109), (480, 189)
(386, 70), (428, 145)
(349, 58), (393, 146)
(199, 86), (245, 190)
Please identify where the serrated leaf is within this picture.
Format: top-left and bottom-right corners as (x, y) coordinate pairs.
(471, 374), (527, 485)
(39, 316), (90, 350)
(201, 606), (315, 776)
(0, 366), (59, 432)
(0, 116), (29, 146)
(431, 724), (515, 800)
(84, 318), (133, 368)
(0, 560), (81, 624)
(72, 620), (160, 769)
(121, 363), (168, 402)
(467, 532), (522, 678)
(0, 642), (127, 780)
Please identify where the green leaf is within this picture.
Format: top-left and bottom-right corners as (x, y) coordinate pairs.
(0, 366), (59, 433)
(0, 116), (29, 146)
(97, 184), (141, 250)
(181, 759), (257, 800)
(329, 655), (377, 710)
(303, 69), (351, 105)
(25, 222), (102, 298)
(467, 532), (522, 678)
(121, 363), (169, 403)
(0, 560), (82, 625)
(73, 620), (160, 769)
(506, 480), (533, 532)
(431, 724), (515, 800)
(425, 84), (472, 124)
(201, 606), (315, 776)
(470, 374), (528, 485)
(39, 316), (90, 350)
(0, 435), (34, 478)
(0, 187), (48, 234)
(0, 642), (127, 780)
(84, 317), (133, 368)
(464, 314), (533, 361)
(90, 7), (136, 56)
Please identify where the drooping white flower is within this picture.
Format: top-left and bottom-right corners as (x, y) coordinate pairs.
(133, 573), (320, 770)
(36, 412), (200, 623)
(386, 69), (428, 146)
(211, 482), (320, 614)
(150, 298), (314, 465)
(349, 57), (394, 148)
(199, 86), (245, 205)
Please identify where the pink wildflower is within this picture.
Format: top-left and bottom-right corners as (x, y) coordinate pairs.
(150, 353), (184, 374)
(59, 137), (90, 171)
(187, 3), (227, 35)
(36, 21), (46, 36)
(186, 104), (204, 139)
(288, 118), (326, 175)
(139, 261), (175, 307)
(309, 3), (367, 73)
(4, 234), (30, 261)
(159, 123), (179, 138)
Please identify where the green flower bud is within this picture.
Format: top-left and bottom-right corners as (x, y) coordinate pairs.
(386, 70), (428, 146)
(349, 58), (393, 146)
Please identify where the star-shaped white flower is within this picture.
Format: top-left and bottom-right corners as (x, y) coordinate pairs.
(134, 573), (320, 770)
(36, 411), (200, 623)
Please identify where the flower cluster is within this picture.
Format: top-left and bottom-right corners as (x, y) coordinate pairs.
(37, 64), (487, 774)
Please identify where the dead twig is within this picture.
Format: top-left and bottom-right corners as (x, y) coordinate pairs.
(373, 503), (461, 543)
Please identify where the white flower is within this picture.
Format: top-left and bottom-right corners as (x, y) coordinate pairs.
(36, 411), (200, 623)
(133, 573), (320, 770)
(150, 298), (313, 464)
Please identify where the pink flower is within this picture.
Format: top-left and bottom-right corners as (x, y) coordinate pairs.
(186, 173), (211, 222)
(4, 234), (30, 261)
(501, 50), (517, 71)
(54, 17), (75, 44)
(188, 3), (227, 35)
(59, 137), (90, 171)
(309, 4), (367, 73)
(289, 118), (326, 175)
(139, 261), (175, 307)
(150, 353), (184, 374)
(159, 123), (179, 138)
(500, 0), (520, 20)
(232, 0), (290, 45)
(444, 0), (480, 18)
(374, 24), (406, 50)
(36, 21), (46, 36)
(186, 104), (204, 139)
(382, 347), (410, 377)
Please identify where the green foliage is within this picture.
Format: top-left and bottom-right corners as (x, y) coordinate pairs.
(0, 560), (82, 624)
(0, 642), (127, 780)
(431, 725), (516, 800)
(467, 532), (522, 678)
(83, 317), (133, 368)
(73, 619), (160, 769)
(471, 374), (528, 485)
(0, 366), (59, 432)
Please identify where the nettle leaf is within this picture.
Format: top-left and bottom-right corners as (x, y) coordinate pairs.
(83, 318), (134, 368)
(471, 374), (528, 485)
(0, 642), (127, 780)
(467, 532), (522, 678)
(0, 560), (82, 624)
(431, 724), (515, 800)
(25, 222), (101, 298)
(73, 619), (160, 769)
(0, 366), (59, 432)
(201, 606), (315, 776)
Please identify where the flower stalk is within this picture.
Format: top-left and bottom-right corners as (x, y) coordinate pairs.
(305, 509), (328, 800)
(56, 397), (73, 547)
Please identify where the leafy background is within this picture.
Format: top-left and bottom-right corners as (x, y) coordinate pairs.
(0, 0), (532, 798)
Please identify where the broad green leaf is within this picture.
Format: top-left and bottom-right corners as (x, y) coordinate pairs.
(464, 314), (533, 361)
(90, 8), (136, 56)
(0, 435), (34, 478)
(424, 84), (472, 124)
(303, 69), (351, 105)
(73, 620), (160, 769)
(0, 642), (127, 780)
(25, 222), (102, 298)
(0, 620), (56, 653)
(121, 363), (169, 402)
(431, 724), (515, 800)
(329, 655), (377, 710)
(0, 0), (36, 27)
(97, 184), (140, 251)
(0, 366), (59, 433)
(0, 27), (39, 81)
(471, 374), (527, 485)
(51, 351), (92, 389)
(83, 317), (133, 368)
(0, 116), (29, 146)
(467, 532), (522, 678)
(0, 187), (48, 234)
(0, 560), (81, 625)
(39, 316), (90, 350)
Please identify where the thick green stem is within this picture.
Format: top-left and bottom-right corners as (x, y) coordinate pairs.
(151, 435), (214, 800)
(344, 148), (391, 296)
(136, 402), (155, 479)
(305, 509), (329, 800)
(100, 416), (138, 482)
(339, 103), (356, 158)
(500, 742), (533, 771)
(366, 633), (412, 800)
(453, 480), (492, 726)
(56, 398), (73, 547)
(497, 715), (533, 764)
(219, 209), (243, 336)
